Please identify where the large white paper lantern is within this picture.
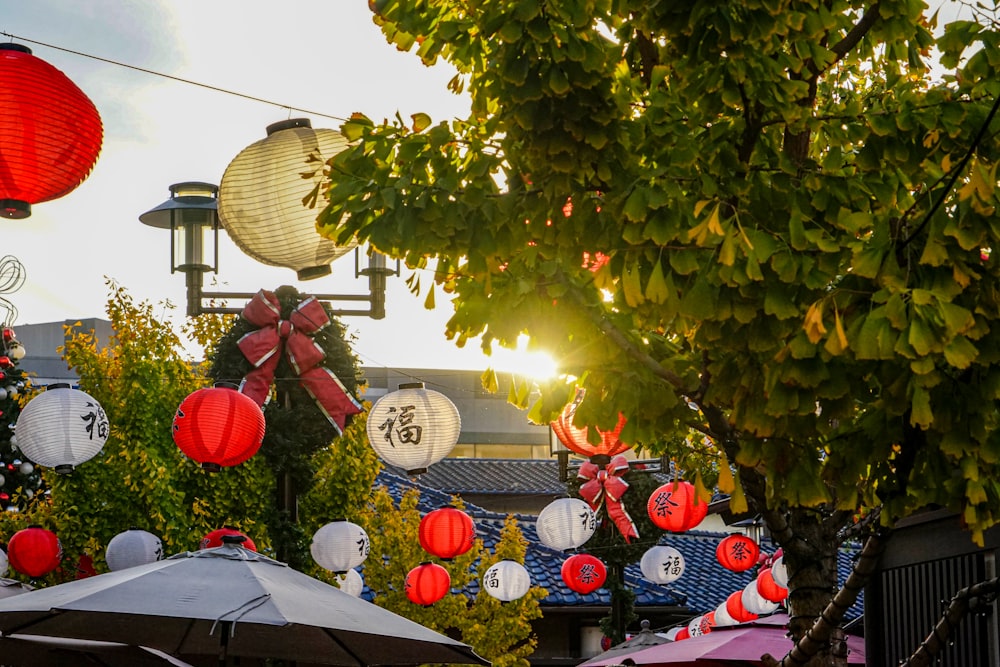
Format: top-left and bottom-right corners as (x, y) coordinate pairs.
(483, 560), (531, 602)
(15, 383), (109, 473)
(366, 383), (461, 475)
(536, 498), (597, 551)
(640, 545), (685, 585)
(742, 578), (780, 615)
(334, 568), (365, 598)
(310, 520), (371, 574)
(106, 528), (163, 571)
(218, 118), (357, 280)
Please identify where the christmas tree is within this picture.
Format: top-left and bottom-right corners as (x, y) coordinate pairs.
(0, 327), (42, 510)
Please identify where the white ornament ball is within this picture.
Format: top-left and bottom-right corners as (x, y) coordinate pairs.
(536, 498), (597, 551)
(483, 560), (531, 602)
(334, 568), (365, 597)
(311, 520), (371, 573)
(640, 545), (685, 585)
(18, 462), (32, 475)
(106, 529), (163, 571)
(0, 388), (7, 401)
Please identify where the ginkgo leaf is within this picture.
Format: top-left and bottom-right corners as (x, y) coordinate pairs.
(645, 260), (670, 303)
(804, 301), (828, 344)
(411, 112), (432, 133)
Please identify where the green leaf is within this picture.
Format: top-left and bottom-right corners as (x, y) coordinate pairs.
(411, 113), (432, 133)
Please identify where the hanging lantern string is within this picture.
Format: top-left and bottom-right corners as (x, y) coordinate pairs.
(0, 31), (349, 123)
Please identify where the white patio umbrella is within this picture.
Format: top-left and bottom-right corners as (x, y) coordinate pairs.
(0, 539), (488, 667)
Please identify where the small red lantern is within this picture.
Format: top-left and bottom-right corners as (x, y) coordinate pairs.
(561, 553), (607, 594)
(674, 627), (691, 641)
(7, 526), (61, 578)
(405, 562), (451, 605)
(0, 44), (103, 219)
(757, 567), (789, 602)
(715, 534), (761, 572)
(699, 611), (715, 635)
(725, 590), (758, 623)
(647, 481), (708, 532)
(419, 507), (476, 560)
(172, 384), (265, 471)
(200, 527), (257, 552)
(550, 388), (630, 458)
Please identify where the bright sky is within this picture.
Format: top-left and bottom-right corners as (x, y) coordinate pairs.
(0, 0), (561, 376)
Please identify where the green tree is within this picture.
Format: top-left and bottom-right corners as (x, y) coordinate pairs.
(357, 487), (545, 667)
(319, 3), (1000, 664)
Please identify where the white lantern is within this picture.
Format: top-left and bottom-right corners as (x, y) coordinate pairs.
(310, 520), (371, 574)
(218, 119), (357, 280)
(664, 627), (684, 640)
(334, 568), (365, 598)
(15, 383), (109, 473)
(536, 498), (597, 551)
(366, 383), (461, 475)
(771, 555), (789, 588)
(106, 528), (163, 571)
(483, 560), (531, 602)
(639, 545), (685, 585)
(0, 547), (7, 576)
(742, 578), (779, 615)
(687, 615), (704, 637)
(713, 600), (737, 627)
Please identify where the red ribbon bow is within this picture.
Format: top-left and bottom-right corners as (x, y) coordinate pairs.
(237, 290), (362, 434)
(578, 455), (639, 543)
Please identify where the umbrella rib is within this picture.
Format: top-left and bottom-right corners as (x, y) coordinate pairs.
(319, 626), (369, 667)
(209, 593), (272, 636)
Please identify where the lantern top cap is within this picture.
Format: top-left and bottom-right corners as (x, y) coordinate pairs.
(139, 181), (219, 229)
(398, 382), (425, 390)
(266, 118), (312, 135)
(46, 383), (71, 391)
(0, 43), (31, 54)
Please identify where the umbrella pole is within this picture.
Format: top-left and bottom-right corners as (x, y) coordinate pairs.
(219, 620), (231, 667)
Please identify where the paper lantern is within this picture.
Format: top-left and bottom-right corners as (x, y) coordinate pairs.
(200, 527), (257, 552)
(419, 507), (475, 560)
(483, 560), (531, 602)
(664, 627), (685, 641)
(639, 545), (685, 584)
(742, 578), (780, 615)
(0, 547), (7, 576)
(550, 388), (630, 458)
(310, 520), (370, 574)
(366, 383), (461, 475)
(7, 526), (61, 577)
(536, 498), (597, 551)
(406, 562), (451, 605)
(771, 554), (789, 588)
(757, 567), (789, 602)
(725, 590), (758, 623)
(218, 119), (357, 280)
(334, 568), (365, 597)
(687, 615), (705, 637)
(715, 534), (760, 572)
(172, 384), (265, 471)
(0, 43), (103, 219)
(714, 600), (738, 627)
(15, 383), (109, 473)
(647, 481), (708, 532)
(700, 612), (716, 634)
(561, 553), (606, 594)
(106, 529), (163, 571)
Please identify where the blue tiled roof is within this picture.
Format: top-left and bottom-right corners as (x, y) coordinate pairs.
(384, 459), (568, 496)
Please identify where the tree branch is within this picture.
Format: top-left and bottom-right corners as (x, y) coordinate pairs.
(902, 577), (1000, 667)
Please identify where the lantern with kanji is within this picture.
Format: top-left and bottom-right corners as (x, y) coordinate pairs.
(172, 383), (265, 471)
(757, 567), (789, 603)
(550, 388), (629, 458)
(419, 506), (476, 560)
(536, 498), (597, 551)
(639, 545), (685, 585)
(646, 481), (708, 532)
(201, 527), (257, 552)
(687, 615), (705, 637)
(561, 553), (606, 594)
(366, 383), (461, 475)
(483, 560), (531, 602)
(218, 119), (357, 280)
(0, 44), (103, 219)
(406, 562), (451, 605)
(106, 528), (163, 571)
(715, 534), (760, 572)
(14, 383), (109, 474)
(335, 568), (365, 597)
(7, 526), (61, 578)
(310, 520), (370, 574)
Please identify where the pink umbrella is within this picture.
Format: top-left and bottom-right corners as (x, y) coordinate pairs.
(578, 614), (865, 667)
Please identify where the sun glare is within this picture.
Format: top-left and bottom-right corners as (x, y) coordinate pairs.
(489, 335), (558, 380)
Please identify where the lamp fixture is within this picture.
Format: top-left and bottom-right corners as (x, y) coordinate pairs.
(138, 181), (397, 318)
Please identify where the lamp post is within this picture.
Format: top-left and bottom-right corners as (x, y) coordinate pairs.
(138, 181), (397, 319)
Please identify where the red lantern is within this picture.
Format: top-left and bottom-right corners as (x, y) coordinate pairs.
(405, 562), (451, 605)
(699, 611), (715, 635)
(7, 526), (61, 578)
(200, 527), (257, 552)
(550, 388), (630, 458)
(725, 590), (759, 623)
(419, 507), (476, 560)
(674, 627), (691, 641)
(0, 44), (103, 219)
(172, 384), (266, 471)
(715, 534), (761, 572)
(646, 481), (708, 532)
(561, 553), (607, 594)
(757, 567), (789, 602)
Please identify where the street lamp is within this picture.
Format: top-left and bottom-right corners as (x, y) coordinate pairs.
(139, 181), (397, 318)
